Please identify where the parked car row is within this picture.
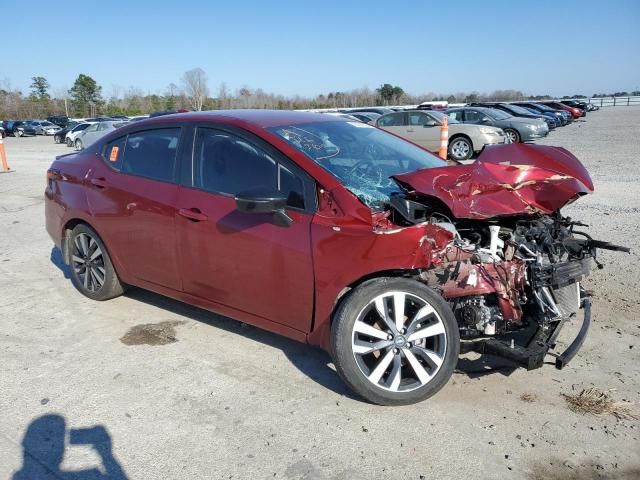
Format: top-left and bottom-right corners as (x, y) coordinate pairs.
(314, 99), (595, 161)
(1, 119), (62, 137)
(49, 120), (127, 150)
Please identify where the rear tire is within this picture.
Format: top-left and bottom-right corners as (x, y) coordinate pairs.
(331, 277), (460, 406)
(504, 128), (520, 143)
(448, 136), (473, 161)
(66, 137), (73, 147)
(75, 139), (83, 150)
(66, 224), (125, 301)
(15, 130), (23, 137)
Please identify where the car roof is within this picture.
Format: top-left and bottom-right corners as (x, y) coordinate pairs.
(129, 109), (344, 129)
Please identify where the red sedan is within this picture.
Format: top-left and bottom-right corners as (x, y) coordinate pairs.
(45, 110), (622, 405)
(541, 101), (584, 118)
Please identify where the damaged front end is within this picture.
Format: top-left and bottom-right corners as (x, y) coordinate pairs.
(388, 144), (629, 370)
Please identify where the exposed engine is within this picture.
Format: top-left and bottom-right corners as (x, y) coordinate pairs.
(389, 193), (629, 341)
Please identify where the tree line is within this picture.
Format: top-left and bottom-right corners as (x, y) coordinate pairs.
(0, 68), (630, 120)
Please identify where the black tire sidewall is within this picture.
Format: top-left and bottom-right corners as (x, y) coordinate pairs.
(331, 277), (460, 406)
(67, 224), (124, 301)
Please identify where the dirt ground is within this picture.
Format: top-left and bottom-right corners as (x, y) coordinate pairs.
(1, 108), (639, 480)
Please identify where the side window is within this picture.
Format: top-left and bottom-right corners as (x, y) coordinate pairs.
(103, 136), (126, 170)
(97, 123), (109, 131)
(464, 110), (483, 123)
(447, 110), (464, 122)
(377, 112), (404, 127)
(194, 128), (305, 209)
(278, 164), (305, 209)
(86, 124), (99, 133)
(121, 128), (180, 182)
(408, 112), (429, 126)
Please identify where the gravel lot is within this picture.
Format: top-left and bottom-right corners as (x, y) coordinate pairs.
(1, 108), (639, 480)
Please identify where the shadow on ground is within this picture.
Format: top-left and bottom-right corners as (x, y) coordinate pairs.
(12, 414), (128, 480)
(50, 247), (71, 279)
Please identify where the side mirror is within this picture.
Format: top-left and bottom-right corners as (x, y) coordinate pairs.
(424, 120), (438, 127)
(235, 190), (292, 227)
(481, 117), (491, 124)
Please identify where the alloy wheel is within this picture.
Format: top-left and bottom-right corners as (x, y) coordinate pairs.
(505, 130), (519, 143)
(351, 291), (447, 392)
(71, 233), (106, 292)
(450, 139), (470, 160)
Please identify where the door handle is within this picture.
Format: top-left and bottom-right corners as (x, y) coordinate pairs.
(90, 177), (107, 189)
(406, 129), (415, 133)
(178, 208), (208, 222)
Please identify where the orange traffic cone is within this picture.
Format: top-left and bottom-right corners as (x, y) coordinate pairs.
(438, 116), (448, 160)
(0, 136), (11, 173)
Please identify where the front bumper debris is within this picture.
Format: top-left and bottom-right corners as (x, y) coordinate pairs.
(461, 297), (592, 370)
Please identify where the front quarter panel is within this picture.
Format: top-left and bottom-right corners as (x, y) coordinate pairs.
(308, 198), (453, 350)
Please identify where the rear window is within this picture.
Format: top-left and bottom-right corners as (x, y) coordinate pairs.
(103, 136), (127, 169)
(121, 128), (180, 182)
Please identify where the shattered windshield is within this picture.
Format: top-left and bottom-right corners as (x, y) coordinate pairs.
(269, 121), (444, 210)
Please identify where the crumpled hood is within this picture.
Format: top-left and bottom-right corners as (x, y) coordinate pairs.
(393, 144), (594, 220)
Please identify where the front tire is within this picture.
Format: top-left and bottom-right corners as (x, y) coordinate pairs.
(66, 224), (125, 301)
(448, 136), (473, 161)
(504, 128), (520, 143)
(66, 137), (73, 147)
(15, 130), (23, 137)
(331, 278), (460, 406)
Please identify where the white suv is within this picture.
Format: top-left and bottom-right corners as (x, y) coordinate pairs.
(65, 122), (95, 147)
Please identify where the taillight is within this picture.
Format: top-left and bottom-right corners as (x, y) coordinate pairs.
(47, 168), (61, 180)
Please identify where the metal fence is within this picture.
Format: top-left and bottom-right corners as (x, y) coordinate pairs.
(577, 96), (640, 107)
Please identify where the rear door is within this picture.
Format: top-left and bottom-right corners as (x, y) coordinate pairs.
(85, 126), (183, 290)
(175, 125), (316, 332)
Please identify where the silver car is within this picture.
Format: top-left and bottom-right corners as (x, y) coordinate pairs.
(376, 110), (506, 161)
(32, 120), (62, 136)
(75, 121), (126, 150)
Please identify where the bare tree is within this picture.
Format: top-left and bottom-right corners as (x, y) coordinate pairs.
(182, 68), (209, 111)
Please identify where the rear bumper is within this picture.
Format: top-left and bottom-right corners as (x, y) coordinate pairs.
(45, 190), (64, 249)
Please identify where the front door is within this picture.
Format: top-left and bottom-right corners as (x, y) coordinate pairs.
(176, 126), (315, 332)
(406, 111), (440, 151)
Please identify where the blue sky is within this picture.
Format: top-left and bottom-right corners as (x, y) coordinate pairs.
(4, 0), (639, 98)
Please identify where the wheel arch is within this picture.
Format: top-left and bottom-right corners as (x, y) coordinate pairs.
(333, 269), (421, 315)
(308, 269), (424, 350)
(60, 217), (110, 268)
